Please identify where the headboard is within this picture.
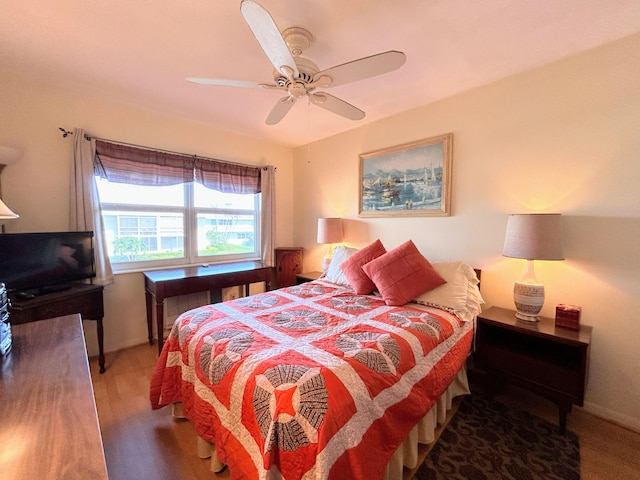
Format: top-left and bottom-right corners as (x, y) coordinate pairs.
(474, 269), (482, 291)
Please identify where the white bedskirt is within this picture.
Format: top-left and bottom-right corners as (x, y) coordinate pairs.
(173, 365), (470, 479)
(384, 364), (470, 479)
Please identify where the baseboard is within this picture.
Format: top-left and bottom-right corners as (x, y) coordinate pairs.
(582, 401), (640, 434)
(468, 366), (640, 435)
(87, 340), (154, 360)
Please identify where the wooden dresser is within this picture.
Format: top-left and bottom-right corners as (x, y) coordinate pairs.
(0, 314), (108, 479)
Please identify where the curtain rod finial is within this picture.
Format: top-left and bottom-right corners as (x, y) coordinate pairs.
(59, 127), (73, 138)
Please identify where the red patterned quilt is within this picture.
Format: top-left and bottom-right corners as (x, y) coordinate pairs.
(150, 279), (473, 480)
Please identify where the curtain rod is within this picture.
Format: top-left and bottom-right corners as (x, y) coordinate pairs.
(58, 127), (269, 170)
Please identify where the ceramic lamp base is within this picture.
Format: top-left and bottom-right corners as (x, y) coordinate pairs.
(513, 281), (544, 322)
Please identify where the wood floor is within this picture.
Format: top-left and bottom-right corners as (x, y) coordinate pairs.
(89, 344), (640, 480)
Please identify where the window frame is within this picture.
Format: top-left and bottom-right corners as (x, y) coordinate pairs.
(97, 179), (262, 273)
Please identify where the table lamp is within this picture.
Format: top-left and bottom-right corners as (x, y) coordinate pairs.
(502, 213), (564, 321)
(317, 217), (343, 271)
(0, 199), (19, 220)
(0, 146), (21, 230)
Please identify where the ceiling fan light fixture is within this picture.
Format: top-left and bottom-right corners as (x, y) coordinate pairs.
(194, 0), (405, 125)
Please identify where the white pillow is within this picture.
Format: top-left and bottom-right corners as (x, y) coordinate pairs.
(413, 261), (484, 322)
(323, 246), (358, 287)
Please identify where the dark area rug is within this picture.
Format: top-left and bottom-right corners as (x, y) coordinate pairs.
(413, 392), (580, 480)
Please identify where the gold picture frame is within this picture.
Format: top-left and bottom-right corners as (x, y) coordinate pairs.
(358, 133), (453, 217)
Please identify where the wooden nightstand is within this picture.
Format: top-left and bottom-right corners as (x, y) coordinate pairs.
(296, 271), (323, 284)
(474, 306), (592, 433)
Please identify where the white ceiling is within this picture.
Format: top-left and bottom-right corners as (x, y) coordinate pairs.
(2, 1), (640, 148)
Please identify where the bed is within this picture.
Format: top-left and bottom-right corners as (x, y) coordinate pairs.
(150, 240), (483, 480)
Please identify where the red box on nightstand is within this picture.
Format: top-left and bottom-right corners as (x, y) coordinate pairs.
(555, 304), (581, 330)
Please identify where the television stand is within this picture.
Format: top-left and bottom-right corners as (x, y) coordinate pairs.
(9, 283), (106, 373)
(14, 291), (36, 301)
(39, 283), (73, 295)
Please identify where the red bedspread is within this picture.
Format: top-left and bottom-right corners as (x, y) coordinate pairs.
(150, 279), (473, 479)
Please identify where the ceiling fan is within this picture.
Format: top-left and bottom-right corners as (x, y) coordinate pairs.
(187, 0), (406, 125)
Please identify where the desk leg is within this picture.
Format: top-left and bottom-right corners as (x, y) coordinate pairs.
(145, 290), (153, 345)
(156, 299), (165, 355)
(97, 317), (105, 374)
(245, 284), (250, 297)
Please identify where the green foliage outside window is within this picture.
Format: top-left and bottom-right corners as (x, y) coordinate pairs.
(112, 237), (146, 262)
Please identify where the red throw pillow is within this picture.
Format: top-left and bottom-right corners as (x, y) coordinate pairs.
(361, 240), (446, 306)
(339, 239), (387, 294)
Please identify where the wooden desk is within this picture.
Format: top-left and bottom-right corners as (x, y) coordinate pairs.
(9, 283), (106, 373)
(144, 261), (273, 353)
(0, 314), (108, 479)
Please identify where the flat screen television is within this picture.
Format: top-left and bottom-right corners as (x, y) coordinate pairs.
(0, 231), (96, 295)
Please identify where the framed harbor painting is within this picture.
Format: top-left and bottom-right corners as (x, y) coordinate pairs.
(358, 133), (453, 217)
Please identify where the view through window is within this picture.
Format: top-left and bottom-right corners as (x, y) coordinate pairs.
(96, 178), (260, 270)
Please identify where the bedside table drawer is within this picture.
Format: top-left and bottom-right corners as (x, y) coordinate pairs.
(478, 342), (584, 399)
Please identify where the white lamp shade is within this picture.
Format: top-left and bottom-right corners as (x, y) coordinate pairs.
(317, 218), (343, 244)
(0, 198), (19, 219)
(503, 213), (564, 260)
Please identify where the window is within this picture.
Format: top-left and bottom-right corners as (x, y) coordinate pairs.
(193, 182), (258, 258)
(93, 140), (263, 272)
(97, 179), (260, 271)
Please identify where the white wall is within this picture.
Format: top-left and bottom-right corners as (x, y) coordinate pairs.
(292, 34), (640, 430)
(0, 73), (295, 357)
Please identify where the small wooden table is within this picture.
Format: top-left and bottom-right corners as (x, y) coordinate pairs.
(475, 306), (592, 433)
(144, 261), (273, 353)
(296, 271), (323, 284)
(0, 314), (108, 479)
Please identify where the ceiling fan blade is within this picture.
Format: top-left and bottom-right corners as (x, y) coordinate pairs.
(240, 0), (299, 78)
(309, 92), (365, 121)
(186, 78), (268, 88)
(265, 96), (296, 125)
(314, 51), (406, 88)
